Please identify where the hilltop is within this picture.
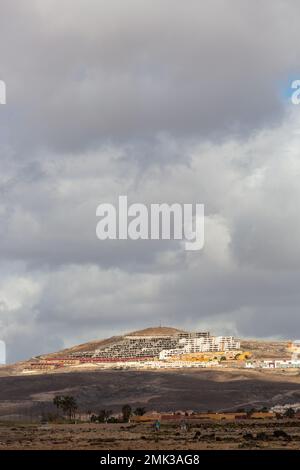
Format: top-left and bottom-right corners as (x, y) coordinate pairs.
(125, 326), (183, 336)
(38, 326), (183, 359)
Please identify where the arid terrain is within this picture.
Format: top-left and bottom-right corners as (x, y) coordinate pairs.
(0, 419), (300, 450)
(0, 328), (299, 421)
(0, 368), (300, 421)
(0, 329), (300, 450)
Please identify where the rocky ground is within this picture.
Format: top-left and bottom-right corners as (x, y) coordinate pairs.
(0, 420), (300, 450)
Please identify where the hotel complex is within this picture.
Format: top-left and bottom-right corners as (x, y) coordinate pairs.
(159, 332), (240, 359)
(68, 330), (240, 361)
(23, 333), (300, 373)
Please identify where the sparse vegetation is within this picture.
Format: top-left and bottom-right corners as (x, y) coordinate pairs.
(0, 418), (299, 449)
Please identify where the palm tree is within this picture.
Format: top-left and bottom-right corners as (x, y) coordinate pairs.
(122, 404), (132, 422)
(53, 395), (78, 421)
(98, 409), (112, 422)
(53, 395), (63, 413)
(61, 396), (78, 421)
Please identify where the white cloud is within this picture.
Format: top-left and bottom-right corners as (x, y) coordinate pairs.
(1, 1), (300, 360)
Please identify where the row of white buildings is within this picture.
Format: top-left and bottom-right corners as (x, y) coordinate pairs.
(68, 330), (240, 362)
(246, 359), (300, 369)
(159, 331), (240, 360)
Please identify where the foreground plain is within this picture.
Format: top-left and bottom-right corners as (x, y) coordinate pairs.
(0, 420), (300, 450)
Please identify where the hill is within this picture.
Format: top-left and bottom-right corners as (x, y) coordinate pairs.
(39, 326), (184, 359)
(0, 326), (292, 375)
(125, 326), (183, 336)
(38, 326), (289, 361)
(0, 368), (300, 422)
(0, 326), (291, 377)
(0, 327), (298, 422)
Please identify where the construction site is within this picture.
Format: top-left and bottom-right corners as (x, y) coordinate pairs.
(24, 331), (300, 373)
(25, 330), (243, 372)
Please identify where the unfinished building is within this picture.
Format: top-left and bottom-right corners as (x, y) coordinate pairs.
(159, 333), (240, 360)
(67, 331), (240, 362)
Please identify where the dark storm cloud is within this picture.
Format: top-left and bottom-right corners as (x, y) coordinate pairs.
(0, 0), (298, 153)
(1, 1), (300, 361)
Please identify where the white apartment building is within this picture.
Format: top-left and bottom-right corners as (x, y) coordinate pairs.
(178, 333), (240, 353)
(159, 332), (240, 359)
(68, 330), (240, 362)
(245, 359), (300, 369)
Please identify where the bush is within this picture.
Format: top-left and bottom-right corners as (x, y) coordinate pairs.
(284, 408), (295, 419)
(256, 432), (268, 441)
(273, 429), (292, 441)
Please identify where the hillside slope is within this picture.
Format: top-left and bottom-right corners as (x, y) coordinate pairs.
(240, 339), (290, 359)
(1, 327), (293, 374)
(39, 326), (184, 359)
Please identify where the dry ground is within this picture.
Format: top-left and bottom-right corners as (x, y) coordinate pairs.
(0, 420), (300, 450)
(1, 368), (300, 420)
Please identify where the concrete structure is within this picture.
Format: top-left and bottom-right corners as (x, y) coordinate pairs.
(271, 403), (300, 414)
(90, 335), (180, 360)
(69, 331), (239, 362)
(90, 331), (240, 362)
(159, 332), (240, 359)
(245, 359), (300, 369)
(27, 330), (241, 372)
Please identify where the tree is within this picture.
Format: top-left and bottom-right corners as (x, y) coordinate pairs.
(107, 416), (118, 423)
(53, 395), (63, 412)
(122, 404), (132, 422)
(134, 407), (146, 416)
(260, 406), (268, 412)
(98, 409), (112, 423)
(62, 396), (78, 421)
(246, 407), (257, 418)
(52, 395), (78, 421)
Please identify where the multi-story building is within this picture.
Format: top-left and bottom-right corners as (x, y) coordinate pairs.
(160, 332), (240, 359)
(91, 335), (180, 360)
(68, 330), (240, 362)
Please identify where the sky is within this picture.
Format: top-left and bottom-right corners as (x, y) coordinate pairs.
(1, 0), (300, 362)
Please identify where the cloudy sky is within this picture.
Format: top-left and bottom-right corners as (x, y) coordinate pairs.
(1, 0), (300, 362)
